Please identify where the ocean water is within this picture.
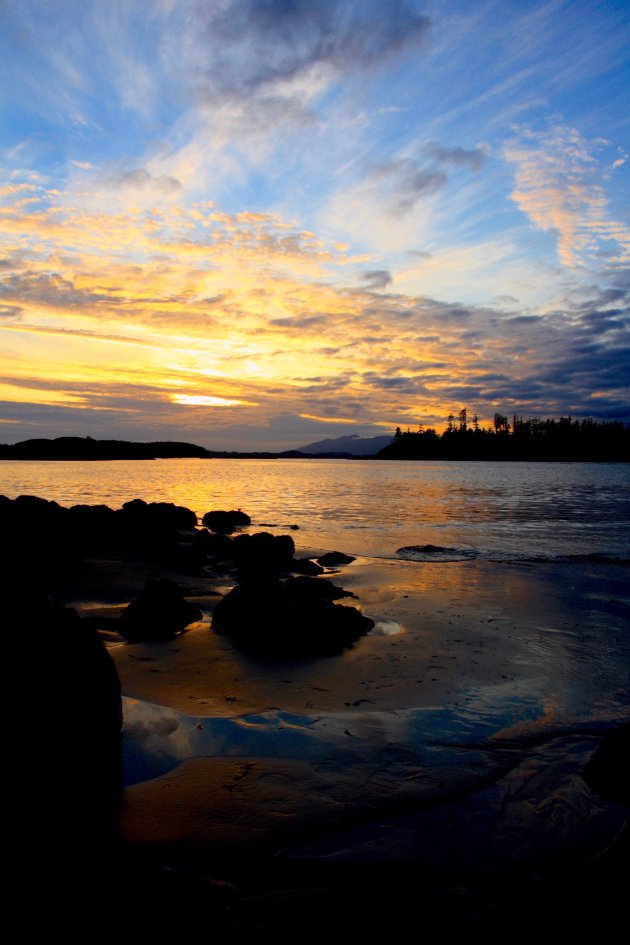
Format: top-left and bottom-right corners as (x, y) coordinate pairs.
(3, 457), (628, 874)
(1, 457), (629, 561)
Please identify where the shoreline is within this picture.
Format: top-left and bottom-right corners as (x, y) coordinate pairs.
(5, 493), (628, 932)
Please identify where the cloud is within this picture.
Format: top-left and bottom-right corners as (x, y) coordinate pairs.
(504, 123), (630, 270)
(2, 164), (629, 447)
(0, 272), (120, 308)
(103, 167), (182, 194)
(191, 0), (430, 96)
(370, 157), (447, 214)
(0, 304), (22, 319)
(423, 142), (485, 172)
(360, 269), (392, 289)
(365, 141), (485, 215)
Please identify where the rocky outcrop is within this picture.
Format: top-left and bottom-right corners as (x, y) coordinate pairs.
(10, 584), (123, 856)
(231, 532), (295, 575)
(212, 575), (373, 657)
(119, 578), (202, 641)
(584, 722), (630, 806)
(316, 551), (356, 566)
(202, 510), (251, 533)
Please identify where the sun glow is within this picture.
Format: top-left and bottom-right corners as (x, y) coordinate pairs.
(171, 394), (257, 407)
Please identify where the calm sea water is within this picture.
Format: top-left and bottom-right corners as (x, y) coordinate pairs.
(1, 457), (629, 561)
(4, 456), (628, 867)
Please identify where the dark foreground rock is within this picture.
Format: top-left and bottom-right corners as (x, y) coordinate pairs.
(316, 551), (356, 566)
(119, 578), (203, 641)
(290, 557), (325, 575)
(231, 532), (295, 574)
(9, 582), (123, 878)
(212, 576), (374, 657)
(584, 722), (630, 806)
(202, 509), (251, 533)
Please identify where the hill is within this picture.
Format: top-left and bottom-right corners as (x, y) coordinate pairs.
(296, 434), (393, 456)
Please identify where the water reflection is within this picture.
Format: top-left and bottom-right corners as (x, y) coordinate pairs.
(1, 458), (628, 559)
(123, 683), (606, 788)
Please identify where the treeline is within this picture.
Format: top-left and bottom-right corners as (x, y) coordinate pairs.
(378, 411), (630, 462)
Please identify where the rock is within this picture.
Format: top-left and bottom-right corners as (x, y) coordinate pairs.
(231, 532), (295, 574)
(120, 499), (197, 530)
(0, 494), (78, 585)
(316, 551), (356, 566)
(291, 558), (325, 576)
(212, 576), (373, 657)
(67, 503), (119, 551)
(114, 500), (197, 557)
(176, 528), (234, 574)
(119, 578), (202, 641)
(584, 723), (630, 806)
(10, 583), (123, 852)
(192, 528), (234, 558)
(202, 509), (251, 534)
(282, 575), (349, 604)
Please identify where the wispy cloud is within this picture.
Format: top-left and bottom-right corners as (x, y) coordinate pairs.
(504, 123), (630, 270)
(1, 2), (629, 446)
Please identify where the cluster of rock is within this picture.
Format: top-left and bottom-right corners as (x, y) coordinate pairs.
(1, 494), (373, 656)
(0, 494), (198, 586)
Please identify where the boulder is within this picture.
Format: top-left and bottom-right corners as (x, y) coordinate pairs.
(584, 722), (630, 806)
(202, 509), (251, 534)
(113, 499), (197, 557)
(212, 576), (373, 657)
(119, 578), (202, 641)
(291, 557), (325, 576)
(10, 583), (123, 848)
(282, 575), (349, 604)
(316, 551), (356, 566)
(191, 528), (234, 558)
(231, 532), (295, 574)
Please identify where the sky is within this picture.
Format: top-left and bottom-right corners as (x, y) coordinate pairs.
(1, 0), (629, 450)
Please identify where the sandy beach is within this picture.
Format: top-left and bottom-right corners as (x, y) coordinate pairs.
(2, 484), (625, 935)
(57, 546), (629, 933)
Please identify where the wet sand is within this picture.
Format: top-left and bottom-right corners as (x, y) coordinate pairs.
(77, 555), (628, 718)
(62, 552), (630, 931)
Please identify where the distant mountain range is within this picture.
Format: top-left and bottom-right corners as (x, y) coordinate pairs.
(296, 434), (393, 455)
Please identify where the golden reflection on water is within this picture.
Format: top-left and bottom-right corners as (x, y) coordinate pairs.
(1, 457), (628, 561)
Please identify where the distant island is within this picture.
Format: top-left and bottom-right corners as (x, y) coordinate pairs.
(0, 413), (628, 461)
(0, 435), (375, 461)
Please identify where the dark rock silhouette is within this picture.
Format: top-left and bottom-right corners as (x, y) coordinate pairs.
(231, 532), (295, 574)
(584, 722), (630, 806)
(121, 498), (197, 531)
(397, 544), (448, 554)
(202, 509), (251, 533)
(282, 575), (350, 604)
(119, 578), (202, 641)
(0, 493), (80, 587)
(0, 436), (210, 460)
(9, 583), (122, 871)
(316, 551), (356, 566)
(291, 557), (325, 575)
(191, 528), (234, 556)
(212, 576), (373, 657)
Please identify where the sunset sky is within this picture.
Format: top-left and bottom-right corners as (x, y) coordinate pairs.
(1, 0), (629, 449)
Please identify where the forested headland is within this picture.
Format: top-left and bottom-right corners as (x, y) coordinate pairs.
(378, 411), (630, 462)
